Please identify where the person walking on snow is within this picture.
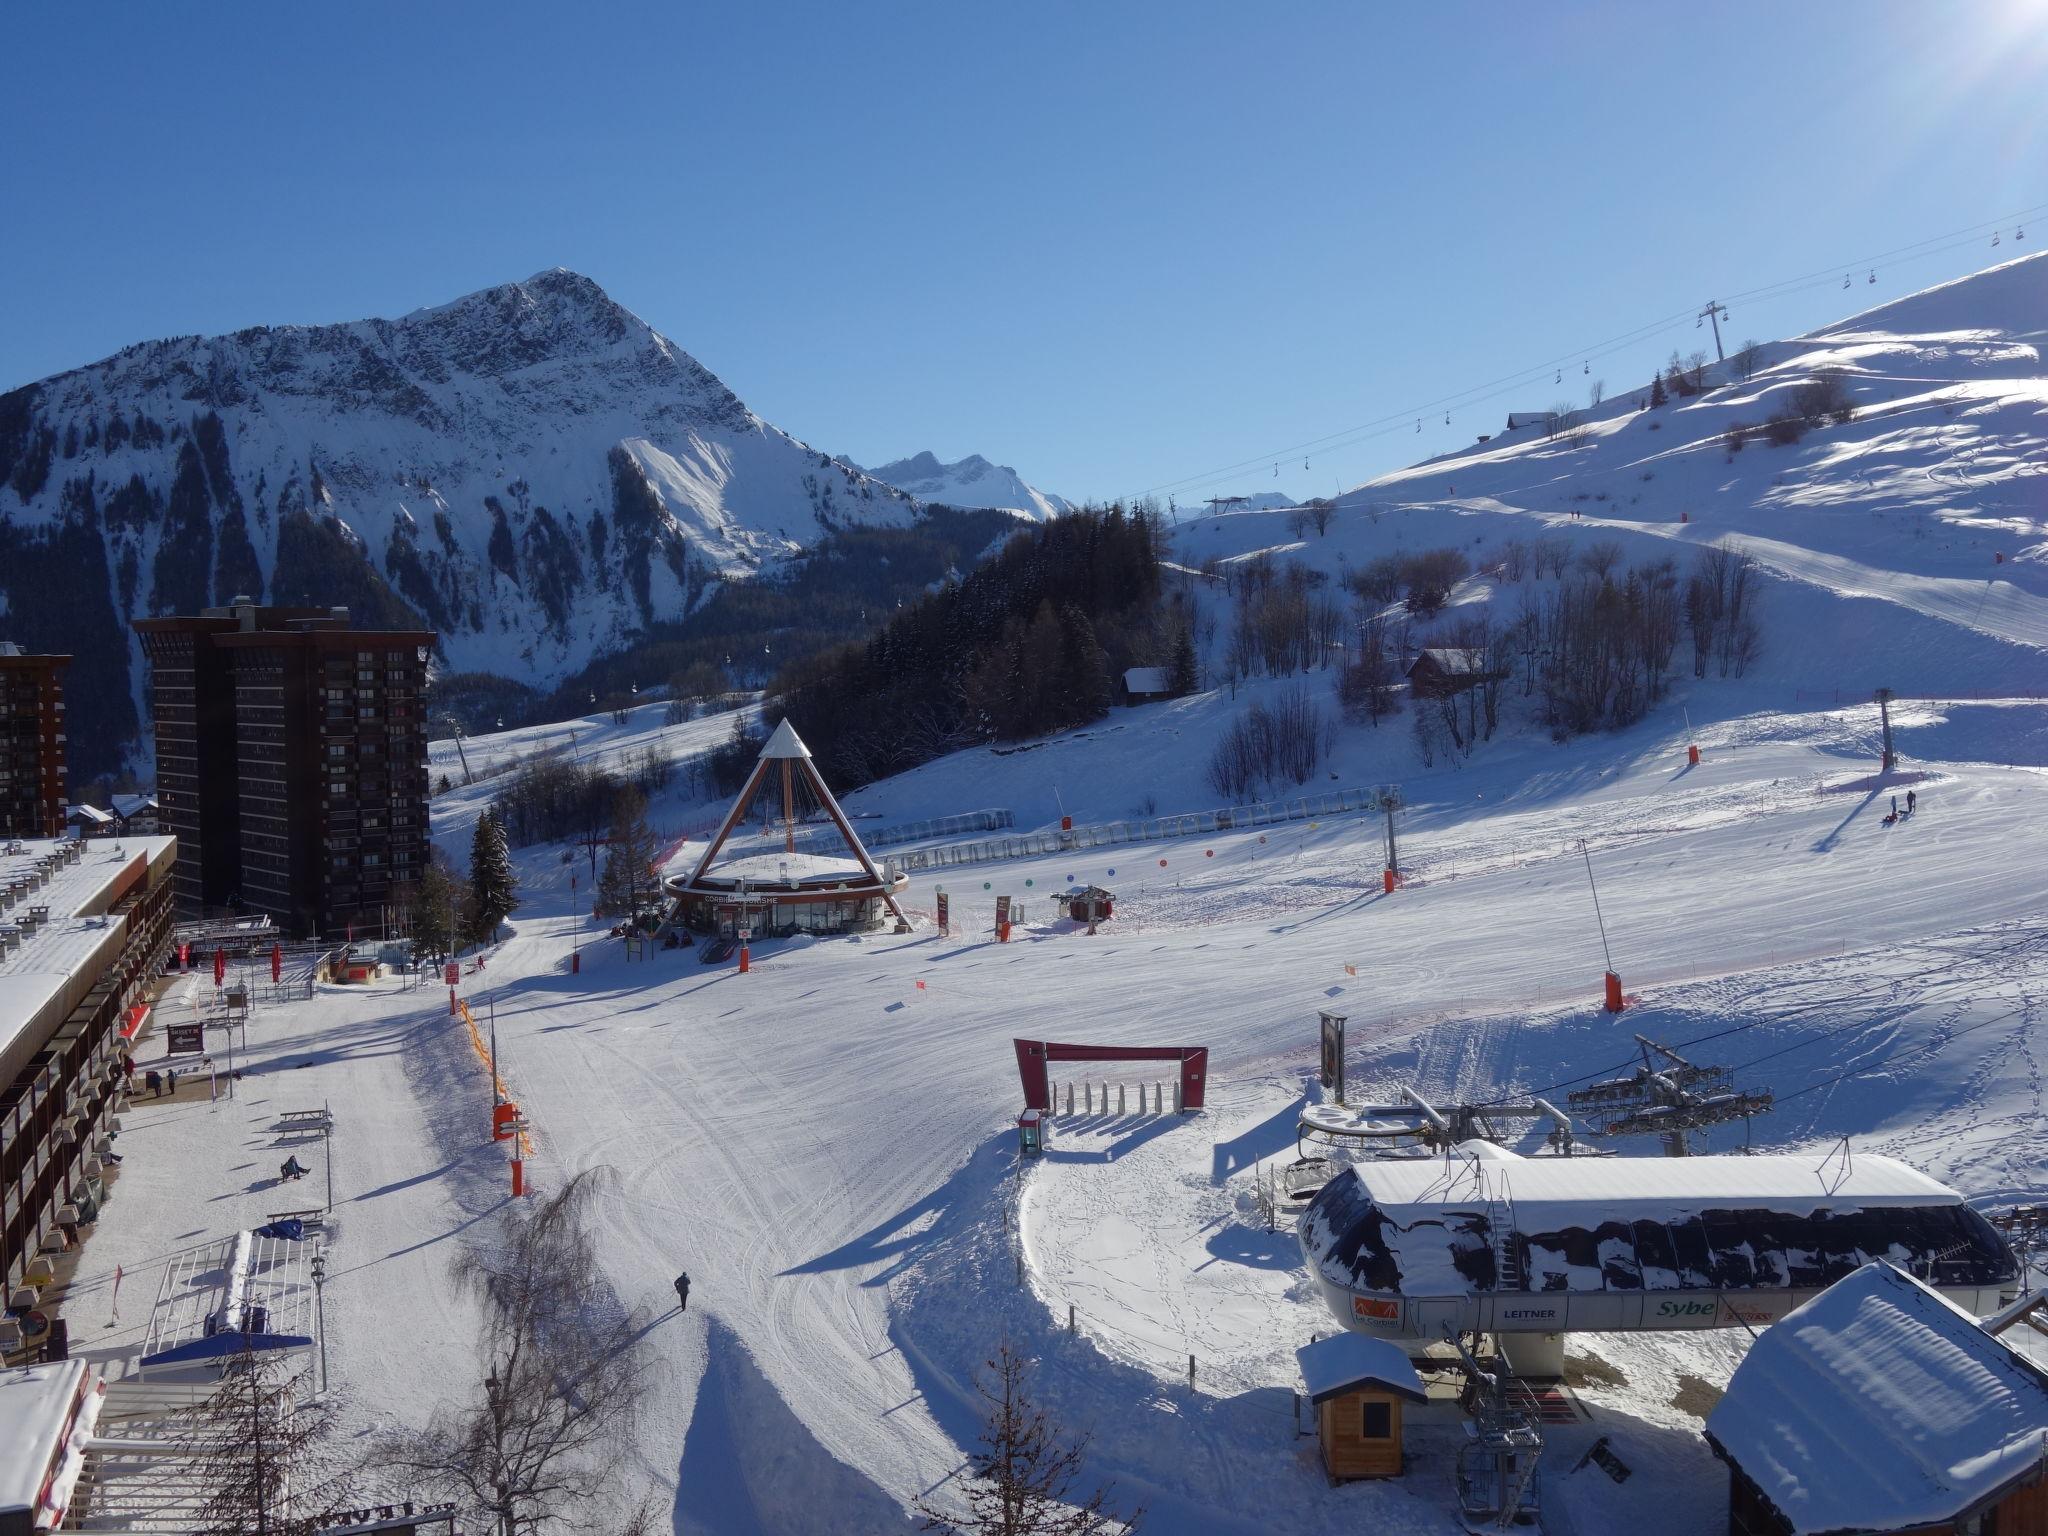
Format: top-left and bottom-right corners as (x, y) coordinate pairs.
(674, 1272), (690, 1312)
(1908, 788), (1917, 814)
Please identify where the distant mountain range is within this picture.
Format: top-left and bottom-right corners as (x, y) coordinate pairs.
(861, 450), (1070, 520)
(0, 270), (950, 779)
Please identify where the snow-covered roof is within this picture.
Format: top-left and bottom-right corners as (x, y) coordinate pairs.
(1295, 1332), (1426, 1406)
(1409, 648), (1489, 675)
(759, 718), (812, 760)
(1705, 1262), (2048, 1534)
(1123, 667), (1171, 694)
(1356, 1152), (1959, 1227)
(0, 838), (177, 1076)
(65, 804), (111, 825)
(1304, 1153), (2015, 1301)
(109, 793), (155, 819)
(0, 1359), (90, 1517)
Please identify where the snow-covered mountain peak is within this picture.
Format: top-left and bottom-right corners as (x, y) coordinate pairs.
(862, 449), (1069, 519)
(0, 271), (924, 777)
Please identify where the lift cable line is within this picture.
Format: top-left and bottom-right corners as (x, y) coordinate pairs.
(1134, 194), (2048, 504)
(1466, 924), (2048, 1112)
(1474, 925), (2048, 1122)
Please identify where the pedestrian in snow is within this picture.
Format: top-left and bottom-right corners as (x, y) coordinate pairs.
(166, 1068), (178, 1097)
(145, 1069), (161, 1097)
(674, 1272), (690, 1312)
(280, 1155), (308, 1182)
(1890, 794), (1899, 818)
(1908, 788), (1917, 814)
(120, 1054), (135, 1086)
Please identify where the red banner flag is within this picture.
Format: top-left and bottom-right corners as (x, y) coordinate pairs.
(178, 942), (189, 972)
(213, 947), (225, 986)
(271, 942), (282, 984)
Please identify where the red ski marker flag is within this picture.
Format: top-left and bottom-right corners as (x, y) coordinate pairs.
(915, 979), (927, 991)
(1344, 963), (1357, 977)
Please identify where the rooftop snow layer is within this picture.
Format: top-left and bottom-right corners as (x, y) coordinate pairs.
(1295, 1332), (1427, 1406)
(1705, 1262), (2048, 1535)
(1354, 1151), (1959, 1225)
(0, 838), (174, 1071)
(0, 1358), (89, 1516)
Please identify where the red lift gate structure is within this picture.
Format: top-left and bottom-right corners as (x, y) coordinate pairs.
(1013, 1039), (1209, 1112)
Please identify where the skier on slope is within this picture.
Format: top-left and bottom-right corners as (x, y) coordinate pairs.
(674, 1272), (691, 1312)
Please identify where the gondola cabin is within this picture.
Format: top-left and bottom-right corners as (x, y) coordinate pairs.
(1295, 1332), (1426, 1482)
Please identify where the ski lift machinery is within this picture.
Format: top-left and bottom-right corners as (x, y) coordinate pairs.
(1566, 1034), (1773, 1155)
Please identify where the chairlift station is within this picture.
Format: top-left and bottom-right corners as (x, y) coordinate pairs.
(1299, 1149), (2017, 1375)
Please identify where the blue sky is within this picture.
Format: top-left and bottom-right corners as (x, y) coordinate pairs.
(4, 1), (2045, 506)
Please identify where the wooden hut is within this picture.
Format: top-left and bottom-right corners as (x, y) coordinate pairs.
(1065, 886), (1114, 924)
(1705, 1261), (2048, 1536)
(1295, 1332), (1427, 1482)
(1406, 648), (1498, 698)
(1119, 667), (1172, 705)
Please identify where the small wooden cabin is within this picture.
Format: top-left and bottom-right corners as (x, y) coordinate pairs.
(1296, 1332), (1427, 1482)
(1705, 1261), (2048, 1536)
(1406, 648), (1499, 698)
(1065, 886), (1114, 924)
(1120, 666), (1173, 705)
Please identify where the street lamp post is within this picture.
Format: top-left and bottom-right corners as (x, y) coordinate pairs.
(311, 1249), (329, 1394)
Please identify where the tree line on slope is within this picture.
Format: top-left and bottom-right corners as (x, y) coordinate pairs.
(769, 504), (1179, 789)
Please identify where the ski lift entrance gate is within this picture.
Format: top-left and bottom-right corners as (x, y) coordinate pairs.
(1013, 1039), (1209, 1113)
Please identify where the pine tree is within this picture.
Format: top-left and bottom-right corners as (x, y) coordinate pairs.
(1168, 622), (1199, 697)
(468, 809), (519, 944)
(1649, 371), (1668, 408)
(414, 856), (459, 961)
(597, 786), (661, 920)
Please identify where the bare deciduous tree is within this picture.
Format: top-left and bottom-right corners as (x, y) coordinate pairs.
(917, 1340), (1141, 1536)
(1734, 339), (1765, 382)
(380, 1170), (652, 1536)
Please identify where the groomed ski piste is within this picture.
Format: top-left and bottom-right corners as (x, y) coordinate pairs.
(53, 255), (2048, 1533)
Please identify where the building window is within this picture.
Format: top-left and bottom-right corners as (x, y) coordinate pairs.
(1360, 1401), (1391, 1439)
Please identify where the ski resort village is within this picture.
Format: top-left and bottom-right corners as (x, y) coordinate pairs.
(6, 12), (2048, 1532)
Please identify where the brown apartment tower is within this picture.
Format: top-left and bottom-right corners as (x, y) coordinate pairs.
(133, 602), (433, 937)
(0, 643), (69, 840)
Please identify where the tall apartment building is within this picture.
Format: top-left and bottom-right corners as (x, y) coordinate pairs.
(133, 604), (433, 937)
(0, 646), (69, 842)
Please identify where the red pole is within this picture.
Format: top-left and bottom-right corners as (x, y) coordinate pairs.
(511, 1157), (524, 1197)
(213, 948), (225, 987)
(448, 985), (459, 1017)
(270, 942), (282, 984)
(1382, 868), (1396, 894)
(1604, 972), (1625, 1012)
(738, 944), (750, 974)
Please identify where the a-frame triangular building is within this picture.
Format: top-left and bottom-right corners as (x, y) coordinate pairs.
(667, 719), (910, 935)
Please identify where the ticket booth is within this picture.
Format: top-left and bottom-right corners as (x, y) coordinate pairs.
(1017, 1109), (1045, 1158)
(1295, 1332), (1427, 1482)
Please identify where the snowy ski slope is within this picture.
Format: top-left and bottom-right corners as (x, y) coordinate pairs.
(54, 255), (2048, 1534)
